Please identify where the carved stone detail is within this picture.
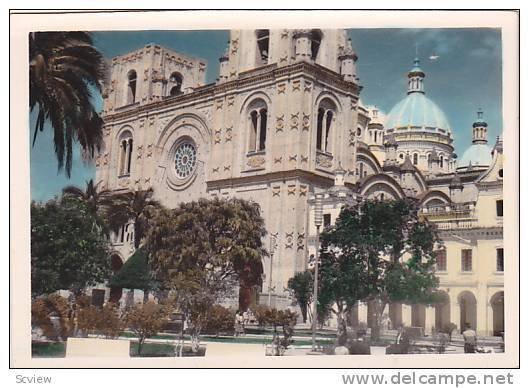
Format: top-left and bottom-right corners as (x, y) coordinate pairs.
(304, 81), (313, 93)
(299, 185), (308, 196)
(247, 155), (266, 168)
(316, 152), (333, 168)
(302, 113), (310, 131)
(300, 155), (308, 164)
(292, 80), (301, 92)
(290, 113), (299, 130)
(277, 83), (286, 94)
(289, 154), (297, 162)
(276, 114), (285, 132)
(274, 156), (283, 164)
(272, 186), (281, 197)
(287, 185), (296, 195)
(215, 99), (224, 110)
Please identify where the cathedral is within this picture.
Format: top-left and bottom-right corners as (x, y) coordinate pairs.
(96, 29), (504, 337)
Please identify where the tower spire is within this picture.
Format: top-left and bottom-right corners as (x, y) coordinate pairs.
(407, 56), (425, 94)
(472, 108), (488, 144)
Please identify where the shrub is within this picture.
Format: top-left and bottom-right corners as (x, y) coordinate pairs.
(253, 306), (298, 355)
(203, 305), (235, 336)
(77, 302), (125, 339)
(440, 322), (457, 340)
(31, 294), (73, 341)
(125, 302), (170, 355)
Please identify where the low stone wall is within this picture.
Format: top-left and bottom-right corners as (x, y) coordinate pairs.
(66, 337), (130, 358)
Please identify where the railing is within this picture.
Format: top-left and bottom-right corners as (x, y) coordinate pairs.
(421, 203), (475, 216)
(433, 220), (477, 230)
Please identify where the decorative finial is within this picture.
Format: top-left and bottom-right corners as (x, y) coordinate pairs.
(477, 108), (483, 120)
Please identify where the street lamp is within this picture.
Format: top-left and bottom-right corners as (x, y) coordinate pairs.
(268, 235), (277, 306)
(311, 192), (324, 352)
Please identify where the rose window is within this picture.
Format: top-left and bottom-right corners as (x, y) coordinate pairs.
(174, 142), (197, 179)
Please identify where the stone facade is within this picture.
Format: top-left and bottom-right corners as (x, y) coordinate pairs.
(96, 29), (503, 336)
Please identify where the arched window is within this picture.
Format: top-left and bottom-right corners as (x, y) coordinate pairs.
(413, 153), (418, 165)
(356, 128), (362, 137)
(310, 29), (323, 61)
(169, 72), (183, 96)
(316, 99), (336, 153)
(126, 70), (137, 105)
(256, 29), (270, 64)
(427, 153), (432, 168)
(399, 153), (404, 160)
(440, 155), (444, 169)
(248, 100), (268, 152)
(118, 131), (133, 176)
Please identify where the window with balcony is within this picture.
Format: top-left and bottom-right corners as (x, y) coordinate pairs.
(247, 99), (268, 153)
(118, 131), (133, 176)
(496, 248), (504, 272)
(316, 99), (336, 154)
(461, 249), (472, 272)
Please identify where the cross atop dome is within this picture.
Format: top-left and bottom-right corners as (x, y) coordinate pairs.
(407, 57), (426, 94)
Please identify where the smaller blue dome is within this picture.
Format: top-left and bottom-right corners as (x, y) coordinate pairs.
(458, 143), (492, 168)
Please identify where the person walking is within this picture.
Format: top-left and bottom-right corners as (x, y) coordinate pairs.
(462, 323), (477, 353)
(234, 310), (245, 337)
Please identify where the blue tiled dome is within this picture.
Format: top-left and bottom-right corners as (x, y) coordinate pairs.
(385, 92), (452, 134)
(458, 143), (492, 168)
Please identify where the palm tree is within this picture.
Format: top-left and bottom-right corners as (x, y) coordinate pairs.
(62, 178), (110, 214)
(105, 189), (162, 249)
(30, 32), (106, 177)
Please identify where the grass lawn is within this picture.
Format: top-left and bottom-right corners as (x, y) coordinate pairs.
(130, 341), (176, 357)
(32, 342), (66, 358)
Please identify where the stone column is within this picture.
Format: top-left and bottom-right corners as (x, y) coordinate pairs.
(402, 304), (412, 327)
(486, 302), (494, 337)
(476, 286), (488, 336)
(425, 306), (436, 335)
(450, 301), (461, 332)
(293, 30), (312, 62)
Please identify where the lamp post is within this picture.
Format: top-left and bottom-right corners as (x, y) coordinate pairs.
(311, 192), (324, 352)
(268, 235), (276, 306)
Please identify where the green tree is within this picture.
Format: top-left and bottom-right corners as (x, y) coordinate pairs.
(30, 32), (106, 177)
(105, 189), (162, 249)
(287, 270), (313, 323)
(31, 198), (111, 296)
(145, 197), (267, 304)
(318, 199), (439, 341)
(144, 198), (267, 348)
(109, 248), (157, 302)
(62, 179), (112, 233)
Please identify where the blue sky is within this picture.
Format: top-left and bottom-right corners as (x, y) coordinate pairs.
(30, 28), (502, 202)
